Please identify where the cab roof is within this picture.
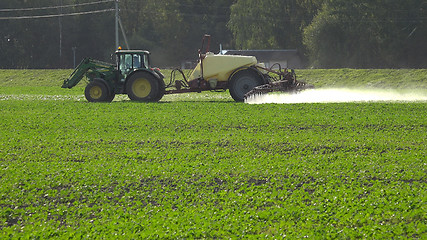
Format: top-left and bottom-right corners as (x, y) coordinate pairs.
(115, 50), (150, 55)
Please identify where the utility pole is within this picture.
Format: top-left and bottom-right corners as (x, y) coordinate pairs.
(118, 17), (130, 49)
(115, 0), (119, 49)
(58, 0), (63, 66)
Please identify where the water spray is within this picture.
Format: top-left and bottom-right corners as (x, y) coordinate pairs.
(245, 88), (427, 104)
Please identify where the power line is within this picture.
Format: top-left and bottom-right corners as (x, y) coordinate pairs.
(0, 9), (115, 20)
(0, 0), (115, 12)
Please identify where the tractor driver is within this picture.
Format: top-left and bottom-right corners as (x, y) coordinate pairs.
(133, 55), (141, 68)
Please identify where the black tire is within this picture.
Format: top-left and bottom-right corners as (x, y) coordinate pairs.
(126, 72), (160, 102)
(229, 70), (263, 102)
(152, 78), (165, 102)
(94, 78), (115, 102)
(106, 91), (116, 102)
(84, 81), (110, 102)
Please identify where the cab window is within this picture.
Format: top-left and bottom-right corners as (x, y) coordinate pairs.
(133, 55), (142, 68)
(119, 53), (147, 74)
(119, 54), (132, 72)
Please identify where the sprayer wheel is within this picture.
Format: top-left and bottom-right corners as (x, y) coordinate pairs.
(229, 70), (263, 102)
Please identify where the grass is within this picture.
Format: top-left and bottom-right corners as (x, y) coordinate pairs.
(0, 68), (426, 238)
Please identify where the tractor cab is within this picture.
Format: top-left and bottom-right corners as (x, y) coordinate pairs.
(115, 50), (150, 76)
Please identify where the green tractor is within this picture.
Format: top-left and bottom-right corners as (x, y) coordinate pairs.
(62, 49), (165, 102)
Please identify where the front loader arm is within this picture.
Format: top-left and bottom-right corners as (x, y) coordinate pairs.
(62, 58), (115, 89)
(62, 58), (91, 88)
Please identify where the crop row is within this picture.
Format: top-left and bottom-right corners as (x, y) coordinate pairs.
(1, 99), (426, 238)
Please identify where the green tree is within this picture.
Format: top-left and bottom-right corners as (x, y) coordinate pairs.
(227, 0), (321, 50)
(66, 0), (115, 66)
(3, 0), (425, 69)
(0, 0), (116, 68)
(0, 0), (59, 68)
(303, 0), (427, 68)
(119, 0), (234, 66)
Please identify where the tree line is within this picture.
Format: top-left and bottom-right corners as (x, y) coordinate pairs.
(1, 0), (426, 69)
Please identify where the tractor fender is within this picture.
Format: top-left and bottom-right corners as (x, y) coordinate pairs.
(227, 66), (268, 85)
(152, 68), (165, 79)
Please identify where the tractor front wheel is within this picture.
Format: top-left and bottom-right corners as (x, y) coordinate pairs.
(84, 81), (111, 102)
(229, 70), (263, 102)
(126, 72), (160, 102)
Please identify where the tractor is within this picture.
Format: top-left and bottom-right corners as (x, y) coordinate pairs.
(62, 35), (312, 102)
(62, 49), (165, 102)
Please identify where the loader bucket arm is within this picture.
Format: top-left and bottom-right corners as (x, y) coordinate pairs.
(62, 58), (115, 88)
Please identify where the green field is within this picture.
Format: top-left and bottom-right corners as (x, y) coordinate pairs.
(1, 69), (426, 238)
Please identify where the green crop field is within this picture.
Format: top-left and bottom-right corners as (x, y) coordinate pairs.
(1, 69), (426, 239)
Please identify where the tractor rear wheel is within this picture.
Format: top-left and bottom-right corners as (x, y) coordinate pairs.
(126, 72), (160, 102)
(229, 70), (263, 102)
(152, 77), (165, 102)
(84, 81), (111, 102)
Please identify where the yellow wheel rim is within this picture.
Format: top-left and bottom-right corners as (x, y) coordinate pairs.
(132, 78), (151, 98)
(89, 85), (102, 99)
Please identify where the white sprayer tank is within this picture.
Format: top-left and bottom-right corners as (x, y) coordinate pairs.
(188, 52), (258, 82)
